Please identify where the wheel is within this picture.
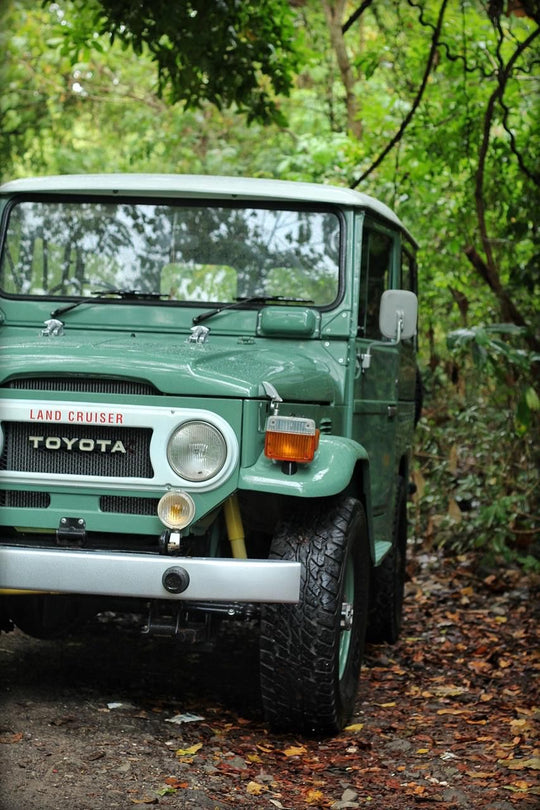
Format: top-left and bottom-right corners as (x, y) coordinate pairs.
(260, 496), (370, 735)
(367, 476), (407, 644)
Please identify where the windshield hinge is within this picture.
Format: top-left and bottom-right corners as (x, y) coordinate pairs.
(42, 318), (64, 337)
(188, 325), (210, 344)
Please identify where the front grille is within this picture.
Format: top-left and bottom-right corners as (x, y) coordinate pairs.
(0, 490), (51, 508)
(1, 422), (154, 478)
(100, 495), (160, 515)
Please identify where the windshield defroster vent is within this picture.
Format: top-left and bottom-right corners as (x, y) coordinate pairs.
(5, 378), (159, 395)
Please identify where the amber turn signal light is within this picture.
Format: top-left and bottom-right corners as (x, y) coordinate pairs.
(264, 416), (320, 463)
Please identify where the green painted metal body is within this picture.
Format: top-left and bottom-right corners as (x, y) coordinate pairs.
(0, 175), (417, 573)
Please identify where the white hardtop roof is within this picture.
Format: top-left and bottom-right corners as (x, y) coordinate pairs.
(0, 173), (415, 243)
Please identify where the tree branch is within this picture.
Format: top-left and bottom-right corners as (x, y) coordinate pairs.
(491, 13), (539, 186)
(350, 0), (449, 188)
(499, 92), (540, 186)
(463, 246), (540, 353)
(407, 0), (493, 78)
(473, 25), (540, 274)
(342, 0), (374, 35)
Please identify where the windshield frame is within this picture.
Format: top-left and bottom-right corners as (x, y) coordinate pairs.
(0, 194), (347, 313)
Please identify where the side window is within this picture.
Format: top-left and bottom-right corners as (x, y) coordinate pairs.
(358, 228), (394, 338)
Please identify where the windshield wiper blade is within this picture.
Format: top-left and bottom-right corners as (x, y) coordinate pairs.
(50, 289), (168, 318)
(192, 296), (314, 326)
(91, 288), (169, 300)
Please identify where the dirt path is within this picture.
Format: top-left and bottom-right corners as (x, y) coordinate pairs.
(1, 552), (538, 810)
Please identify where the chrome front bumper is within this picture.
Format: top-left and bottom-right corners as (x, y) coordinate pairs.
(0, 546), (301, 603)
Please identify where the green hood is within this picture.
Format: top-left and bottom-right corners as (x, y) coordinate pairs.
(0, 330), (341, 403)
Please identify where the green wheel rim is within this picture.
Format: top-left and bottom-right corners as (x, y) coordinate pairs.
(338, 551), (355, 680)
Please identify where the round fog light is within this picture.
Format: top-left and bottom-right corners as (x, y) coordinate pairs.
(157, 490), (196, 529)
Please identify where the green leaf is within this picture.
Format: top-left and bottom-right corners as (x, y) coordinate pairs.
(525, 386), (540, 411)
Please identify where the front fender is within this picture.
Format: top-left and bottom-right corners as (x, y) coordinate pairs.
(239, 435), (367, 498)
(239, 435), (380, 564)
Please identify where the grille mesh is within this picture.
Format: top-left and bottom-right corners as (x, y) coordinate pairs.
(0, 490), (51, 508)
(100, 495), (160, 515)
(1, 422), (154, 478)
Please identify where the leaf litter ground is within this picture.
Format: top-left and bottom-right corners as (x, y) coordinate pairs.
(0, 551), (538, 810)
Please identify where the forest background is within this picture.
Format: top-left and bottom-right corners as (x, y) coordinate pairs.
(1, 0), (538, 567)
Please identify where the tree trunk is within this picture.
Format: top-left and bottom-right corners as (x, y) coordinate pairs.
(321, 0), (363, 139)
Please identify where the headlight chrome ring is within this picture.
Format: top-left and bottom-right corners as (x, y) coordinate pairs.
(167, 420), (227, 482)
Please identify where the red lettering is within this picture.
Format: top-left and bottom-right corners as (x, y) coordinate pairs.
(30, 408), (124, 424)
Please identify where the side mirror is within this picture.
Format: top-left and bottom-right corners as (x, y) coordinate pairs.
(379, 289), (418, 341)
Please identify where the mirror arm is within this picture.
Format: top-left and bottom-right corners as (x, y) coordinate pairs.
(360, 347), (373, 371)
(396, 311), (404, 342)
(360, 311), (404, 374)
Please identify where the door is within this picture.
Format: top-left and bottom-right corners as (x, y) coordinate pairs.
(353, 222), (400, 545)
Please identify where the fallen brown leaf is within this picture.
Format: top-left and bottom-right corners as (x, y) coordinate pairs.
(176, 742), (203, 757)
(283, 745), (307, 757)
(304, 788), (325, 804)
(0, 732), (23, 744)
(501, 757), (540, 770)
(246, 781), (266, 795)
(164, 777), (189, 789)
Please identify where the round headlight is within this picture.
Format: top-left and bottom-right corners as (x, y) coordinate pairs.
(167, 420), (227, 482)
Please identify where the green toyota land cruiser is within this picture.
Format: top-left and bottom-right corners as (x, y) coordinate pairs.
(0, 174), (419, 734)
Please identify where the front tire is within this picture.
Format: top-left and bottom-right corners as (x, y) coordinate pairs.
(260, 496), (370, 735)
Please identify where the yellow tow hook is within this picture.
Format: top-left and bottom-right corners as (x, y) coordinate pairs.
(223, 493), (247, 559)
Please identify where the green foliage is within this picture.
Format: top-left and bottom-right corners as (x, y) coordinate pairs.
(43, 0), (303, 125)
(0, 1), (65, 177)
(414, 318), (539, 565)
(336, 2), (540, 335)
(447, 324), (540, 434)
(413, 368), (539, 568)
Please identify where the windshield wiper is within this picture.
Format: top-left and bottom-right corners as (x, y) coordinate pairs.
(50, 289), (168, 318)
(192, 296), (314, 326)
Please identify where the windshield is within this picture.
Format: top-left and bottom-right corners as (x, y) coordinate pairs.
(0, 200), (341, 307)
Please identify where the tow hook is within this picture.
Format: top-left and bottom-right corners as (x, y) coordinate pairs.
(56, 517), (86, 547)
